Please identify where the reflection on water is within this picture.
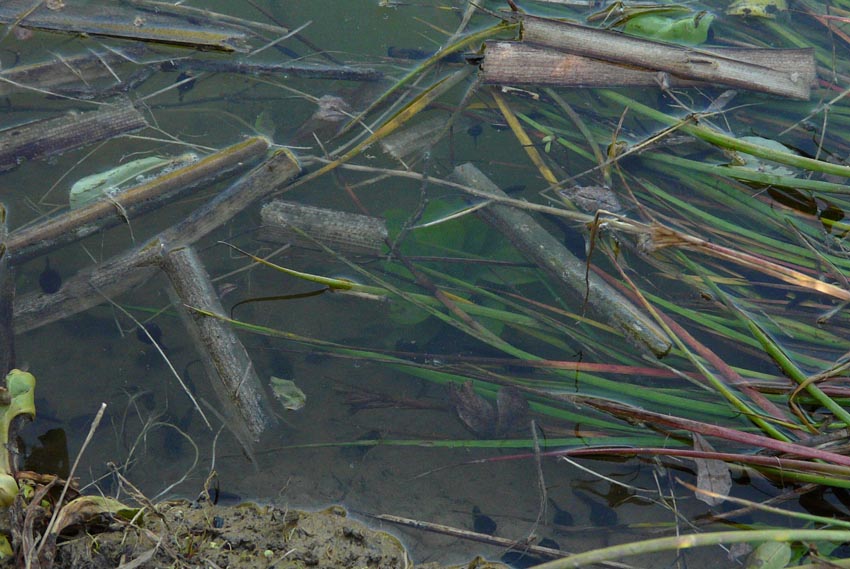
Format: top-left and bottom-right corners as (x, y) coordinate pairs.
(1, 1), (847, 567)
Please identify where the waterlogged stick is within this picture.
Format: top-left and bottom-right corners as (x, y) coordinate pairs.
(13, 149), (302, 333)
(161, 246), (275, 443)
(259, 200), (388, 255)
(0, 0), (249, 52)
(514, 14), (814, 99)
(451, 163), (671, 357)
(481, 40), (816, 94)
(0, 101), (147, 172)
(6, 136), (270, 265)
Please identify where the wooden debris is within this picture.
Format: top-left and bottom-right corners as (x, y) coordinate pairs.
(380, 115), (460, 162)
(482, 40), (816, 95)
(6, 137), (270, 265)
(162, 58), (383, 83)
(512, 14), (814, 99)
(260, 200), (388, 255)
(0, 0), (249, 52)
(450, 163), (672, 358)
(13, 149), (302, 334)
(0, 46), (148, 97)
(0, 101), (147, 173)
(161, 246), (275, 443)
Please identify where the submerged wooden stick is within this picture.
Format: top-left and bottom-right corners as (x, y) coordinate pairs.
(0, 0), (249, 52)
(13, 149), (302, 333)
(162, 246), (275, 443)
(451, 163), (671, 357)
(163, 58), (383, 82)
(482, 40), (816, 93)
(0, 46), (148, 97)
(515, 14), (814, 99)
(0, 101), (147, 172)
(259, 200), (388, 255)
(6, 136), (270, 265)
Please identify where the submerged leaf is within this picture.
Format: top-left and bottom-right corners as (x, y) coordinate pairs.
(271, 376), (306, 411)
(693, 433), (732, 506)
(745, 541), (791, 569)
(623, 12), (715, 44)
(727, 0), (788, 19)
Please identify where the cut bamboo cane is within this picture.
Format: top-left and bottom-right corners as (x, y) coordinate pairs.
(482, 40), (816, 93)
(451, 163), (671, 358)
(0, 204), (14, 376)
(259, 200), (388, 255)
(6, 136), (270, 265)
(515, 14), (814, 99)
(0, 101), (147, 172)
(13, 149), (302, 333)
(0, 0), (249, 52)
(161, 246), (275, 443)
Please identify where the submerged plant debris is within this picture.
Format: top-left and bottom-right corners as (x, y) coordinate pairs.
(2, 0), (850, 567)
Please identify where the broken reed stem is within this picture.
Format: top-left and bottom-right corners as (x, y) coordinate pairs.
(515, 14), (814, 99)
(0, 100), (147, 172)
(6, 136), (270, 265)
(481, 40), (816, 94)
(450, 163), (672, 357)
(161, 247), (274, 443)
(13, 148), (302, 333)
(37, 402), (107, 559)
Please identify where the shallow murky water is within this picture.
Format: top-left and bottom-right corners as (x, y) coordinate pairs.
(2, 1), (849, 567)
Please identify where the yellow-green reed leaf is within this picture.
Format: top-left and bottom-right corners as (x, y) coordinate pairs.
(492, 89), (559, 186)
(309, 66), (474, 182)
(220, 242), (355, 290)
(338, 21), (514, 136)
(602, 90), (850, 179)
(531, 530), (850, 569)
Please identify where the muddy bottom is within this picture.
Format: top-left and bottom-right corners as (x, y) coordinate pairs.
(2, 499), (509, 569)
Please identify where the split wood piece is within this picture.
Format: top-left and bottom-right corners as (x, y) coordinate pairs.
(161, 246), (275, 443)
(0, 204), (13, 376)
(515, 14), (814, 99)
(482, 40), (817, 94)
(259, 200), (388, 255)
(451, 163), (671, 358)
(6, 136), (270, 265)
(163, 58), (383, 83)
(13, 149), (302, 334)
(0, 45), (148, 97)
(0, 0), (249, 53)
(0, 101), (147, 173)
